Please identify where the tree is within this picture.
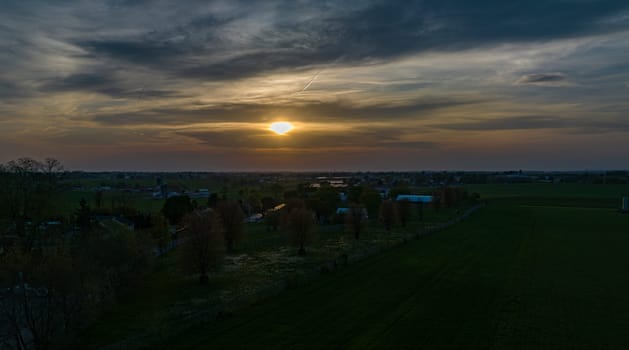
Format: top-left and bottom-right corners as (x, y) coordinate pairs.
(42, 158), (63, 175)
(207, 192), (219, 208)
(443, 187), (456, 208)
(179, 210), (224, 285)
(432, 190), (442, 212)
(311, 185), (340, 223)
(245, 189), (262, 215)
(347, 185), (363, 203)
(0, 248), (87, 350)
(260, 196), (278, 212)
(345, 204), (365, 240)
(455, 187), (468, 207)
(286, 208), (316, 255)
(0, 218), (154, 349)
(389, 185), (410, 201)
(216, 200), (245, 252)
(93, 191), (103, 209)
(145, 215), (170, 254)
(0, 157), (63, 250)
(397, 199), (412, 227)
(75, 198), (92, 234)
(378, 200), (397, 232)
(161, 195), (193, 225)
(417, 201), (425, 223)
(264, 210), (280, 232)
(280, 198), (306, 222)
(359, 187), (382, 221)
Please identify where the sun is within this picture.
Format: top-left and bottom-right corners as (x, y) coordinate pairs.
(269, 121), (294, 135)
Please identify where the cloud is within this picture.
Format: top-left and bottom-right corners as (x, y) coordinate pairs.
(178, 128), (438, 151)
(0, 80), (31, 100)
(432, 115), (629, 134)
(39, 72), (183, 99)
(516, 73), (567, 86)
(71, 1), (629, 81)
(88, 97), (480, 126)
(432, 115), (567, 131)
(3, 0), (629, 170)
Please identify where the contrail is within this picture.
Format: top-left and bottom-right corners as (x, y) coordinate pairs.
(300, 70), (321, 92)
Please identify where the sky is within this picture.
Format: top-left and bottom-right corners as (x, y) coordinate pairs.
(1, 0), (629, 171)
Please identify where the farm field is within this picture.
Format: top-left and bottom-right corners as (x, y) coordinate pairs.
(77, 204), (466, 348)
(155, 187), (629, 349)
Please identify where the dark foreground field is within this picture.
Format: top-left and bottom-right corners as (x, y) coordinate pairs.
(158, 195), (629, 349)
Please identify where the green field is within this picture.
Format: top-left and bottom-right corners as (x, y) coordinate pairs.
(155, 188), (629, 349)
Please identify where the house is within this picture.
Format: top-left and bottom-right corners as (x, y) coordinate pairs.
(395, 194), (433, 203)
(246, 213), (264, 223)
(189, 189), (210, 199)
(336, 207), (369, 219)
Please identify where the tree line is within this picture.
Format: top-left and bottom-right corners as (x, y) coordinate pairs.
(0, 158), (156, 350)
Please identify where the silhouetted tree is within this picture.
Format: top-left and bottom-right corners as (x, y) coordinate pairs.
(470, 192), (481, 204)
(443, 187), (456, 208)
(145, 214), (170, 254)
(389, 185), (410, 201)
(312, 185), (340, 222)
(245, 189), (262, 215)
(287, 208), (316, 255)
(345, 204), (365, 240)
(379, 200), (398, 232)
(359, 187), (382, 221)
(260, 196), (278, 212)
(432, 191), (442, 212)
(397, 199), (412, 227)
(161, 195), (193, 225)
(75, 198), (92, 233)
(0, 157), (63, 250)
(264, 210), (280, 232)
(347, 185), (363, 203)
(280, 198), (307, 226)
(94, 191), (103, 209)
(207, 192), (219, 208)
(216, 200), (245, 252)
(455, 187), (468, 206)
(179, 209), (224, 285)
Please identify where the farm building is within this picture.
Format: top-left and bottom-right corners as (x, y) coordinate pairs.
(395, 194), (433, 203)
(336, 207), (369, 219)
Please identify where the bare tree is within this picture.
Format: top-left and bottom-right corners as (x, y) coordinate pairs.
(93, 191), (104, 209)
(216, 200), (245, 252)
(42, 158), (63, 178)
(179, 210), (224, 285)
(0, 249), (85, 350)
(443, 187), (455, 208)
(287, 208), (316, 255)
(432, 190), (442, 213)
(397, 199), (411, 227)
(345, 204), (366, 240)
(378, 200), (398, 232)
(0, 158), (63, 251)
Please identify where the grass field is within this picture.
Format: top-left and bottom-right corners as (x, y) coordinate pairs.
(154, 190), (629, 349)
